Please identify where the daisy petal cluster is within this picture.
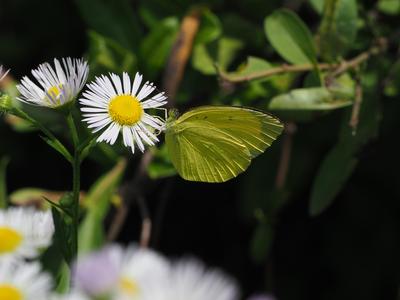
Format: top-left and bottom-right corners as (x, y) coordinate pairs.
(17, 58), (88, 108)
(0, 207), (54, 260)
(0, 66), (10, 81)
(0, 259), (52, 300)
(80, 72), (167, 153)
(72, 245), (239, 300)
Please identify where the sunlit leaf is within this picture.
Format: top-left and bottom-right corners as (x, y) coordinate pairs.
(378, 0), (400, 15)
(194, 10), (222, 45)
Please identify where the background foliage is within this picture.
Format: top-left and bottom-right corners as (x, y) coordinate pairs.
(1, 0), (400, 299)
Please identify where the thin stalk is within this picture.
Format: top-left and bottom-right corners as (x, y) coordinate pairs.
(66, 113), (81, 259)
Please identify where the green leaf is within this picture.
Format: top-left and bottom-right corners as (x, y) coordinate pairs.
(74, 0), (141, 51)
(378, 0), (400, 15)
(78, 159), (127, 254)
(88, 31), (137, 75)
(0, 157), (9, 209)
(51, 194), (75, 264)
(40, 135), (73, 163)
(217, 56), (272, 82)
(10, 188), (65, 209)
(309, 143), (357, 215)
(268, 87), (353, 110)
(148, 144), (177, 179)
(192, 37), (244, 75)
(264, 9), (317, 65)
(318, 0), (358, 61)
(139, 17), (179, 78)
(309, 0), (325, 14)
(194, 10), (222, 45)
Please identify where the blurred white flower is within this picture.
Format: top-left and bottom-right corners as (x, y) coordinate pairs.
(0, 66), (10, 81)
(80, 72), (167, 153)
(247, 294), (277, 300)
(51, 290), (90, 300)
(73, 245), (169, 300)
(0, 207), (54, 260)
(0, 259), (52, 300)
(142, 258), (240, 300)
(17, 57), (88, 108)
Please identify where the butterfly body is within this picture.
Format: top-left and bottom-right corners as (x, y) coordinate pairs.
(165, 106), (283, 183)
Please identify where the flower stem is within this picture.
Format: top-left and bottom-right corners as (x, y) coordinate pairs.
(67, 113), (81, 259)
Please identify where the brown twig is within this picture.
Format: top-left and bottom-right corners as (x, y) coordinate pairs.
(162, 8), (202, 105)
(349, 70), (363, 135)
(275, 122), (297, 190)
(218, 40), (386, 84)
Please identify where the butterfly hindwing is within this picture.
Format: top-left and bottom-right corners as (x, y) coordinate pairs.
(165, 106), (284, 183)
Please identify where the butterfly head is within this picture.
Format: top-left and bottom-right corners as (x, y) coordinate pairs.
(165, 109), (179, 128)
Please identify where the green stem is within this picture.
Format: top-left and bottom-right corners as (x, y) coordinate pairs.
(66, 113), (81, 259)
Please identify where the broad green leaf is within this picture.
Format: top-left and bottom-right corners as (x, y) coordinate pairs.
(88, 31), (136, 76)
(0, 157), (9, 209)
(78, 159), (127, 254)
(269, 87), (352, 110)
(192, 37), (244, 75)
(41, 245), (70, 293)
(74, 0), (141, 51)
(264, 9), (317, 65)
(148, 144), (177, 179)
(194, 10), (222, 45)
(378, 0), (400, 15)
(139, 17), (179, 78)
(319, 0), (358, 61)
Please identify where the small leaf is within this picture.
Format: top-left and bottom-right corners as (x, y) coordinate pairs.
(264, 9), (317, 65)
(377, 0), (400, 15)
(51, 194), (75, 264)
(139, 17), (179, 78)
(250, 222), (274, 263)
(269, 87), (352, 110)
(0, 157), (9, 209)
(78, 159), (127, 254)
(218, 56), (272, 82)
(194, 10), (222, 45)
(318, 0), (358, 61)
(40, 135), (73, 163)
(192, 37), (244, 75)
(309, 143), (357, 216)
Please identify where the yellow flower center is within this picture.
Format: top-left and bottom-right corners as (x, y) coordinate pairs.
(0, 227), (23, 254)
(119, 277), (139, 296)
(45, 84), (64, 106)
(108, 95), (143, 126)
(0, 284), (23, 300)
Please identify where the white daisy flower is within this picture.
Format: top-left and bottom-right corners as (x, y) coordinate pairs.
(79, 72), (167, 153)
(0, 259), (52, 300)
(51, 290), (90, 300)
(16, 57), (88, 108)
(0, 66), (10, 81)
(73, 245), (169, 300)
(142, 258), (240, 300)
(0, 207), (54, 260)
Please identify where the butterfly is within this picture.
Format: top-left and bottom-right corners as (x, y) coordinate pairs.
(164, 106), (284, 183)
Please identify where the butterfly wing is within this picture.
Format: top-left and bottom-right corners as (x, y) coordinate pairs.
(165, 121), (251, 182)
(176, 106), (284, 158)
(165, 106), (284, 183)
